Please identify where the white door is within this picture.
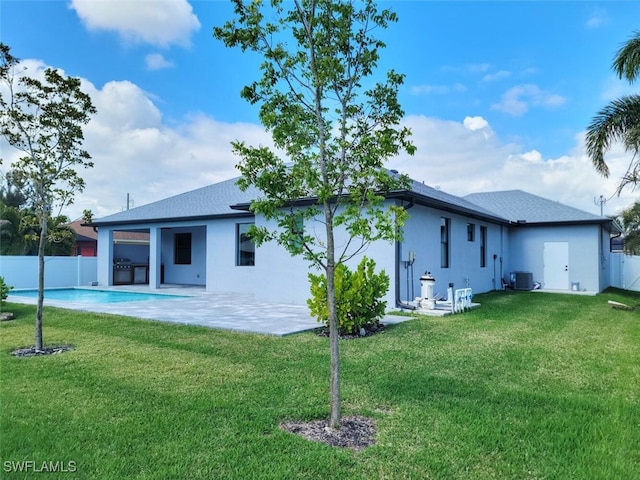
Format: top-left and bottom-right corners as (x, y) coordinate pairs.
(544, 242), (569, 290)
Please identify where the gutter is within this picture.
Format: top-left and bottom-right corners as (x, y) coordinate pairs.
(395, 198), (417, 310)
(90, 211), (254, 228)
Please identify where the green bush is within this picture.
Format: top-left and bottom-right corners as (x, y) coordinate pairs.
(307, 257), (389, 335)
(0, 276), (13, 312)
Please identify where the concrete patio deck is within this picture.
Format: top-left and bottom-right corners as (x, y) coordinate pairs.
(8, 285), (412, 336)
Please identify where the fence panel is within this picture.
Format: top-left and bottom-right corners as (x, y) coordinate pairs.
(0, 256), (98, 289)
(610, 253), (640, 292)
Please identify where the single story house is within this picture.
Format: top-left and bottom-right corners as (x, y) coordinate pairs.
(68, 220), (150, 257)
(90, 174), (619, 306)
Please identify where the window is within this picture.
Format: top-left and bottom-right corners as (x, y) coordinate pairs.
(480, 226), (487, 268)
(440, 217), (450, 268)
(236, 223), (255, 266)
(467, 223), (475, 242)
(174, 232), (192, 265)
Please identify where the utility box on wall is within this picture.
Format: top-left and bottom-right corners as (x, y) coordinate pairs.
(511, 271), (533, 290)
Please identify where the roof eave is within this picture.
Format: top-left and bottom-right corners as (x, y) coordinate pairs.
(91, 211), (254, 228)
(509, 218), (619, 230)
(387, 191), (511, 225)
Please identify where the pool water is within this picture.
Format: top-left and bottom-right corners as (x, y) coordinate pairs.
(10, 288), (188, 304)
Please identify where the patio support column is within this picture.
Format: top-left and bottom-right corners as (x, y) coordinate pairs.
(97, 228), (114, 286)
(149, 227), (162, 289)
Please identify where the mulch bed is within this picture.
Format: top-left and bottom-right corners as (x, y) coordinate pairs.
(279, 415), (376, 451)
(314, 322), (386, 339)
(11, 345), (74, 357)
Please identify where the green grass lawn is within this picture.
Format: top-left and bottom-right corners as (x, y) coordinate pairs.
(1, 289), (639, 479)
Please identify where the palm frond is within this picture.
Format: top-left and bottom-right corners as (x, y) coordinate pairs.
(585, 94), (640, 177)
(613, 31), (640, 82)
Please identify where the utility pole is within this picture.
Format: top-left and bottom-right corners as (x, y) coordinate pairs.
(594, 195), (607, 216)
(125, 193), (134, 211)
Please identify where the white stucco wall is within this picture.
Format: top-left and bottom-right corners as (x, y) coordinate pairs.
(399, 205), (507, 301)
(161, 226), (206, 286)
(505, 224), (603, 292)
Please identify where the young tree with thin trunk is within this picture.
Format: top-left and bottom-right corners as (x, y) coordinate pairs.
(214, 0), (414, 430)
(0, 43), (96, 352)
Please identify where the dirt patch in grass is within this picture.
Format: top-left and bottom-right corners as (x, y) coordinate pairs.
(11, 345), (74, 357)
(280, 416), (376, 451)
(314, 323), (386, 339)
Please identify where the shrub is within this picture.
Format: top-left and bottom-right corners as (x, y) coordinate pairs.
(0, 276), (13, 313)
(308, 257), (389, 335)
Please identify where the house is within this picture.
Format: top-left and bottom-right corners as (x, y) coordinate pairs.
(68, 220), (150, 257)
(91, 175), (619, 305)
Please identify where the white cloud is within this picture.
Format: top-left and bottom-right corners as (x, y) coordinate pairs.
(491, 84), (566, 116)
(441, 63), (491, 75)
(585, 8), (610, 29)
(482, 70), (511, 82)
(388, 115), (635, 217)
(411, 83), (466, 95)
(0, 59), (272, 220)
(2, 60), (634, 223)
(463, 116), (489, 131)
(466, 63), (491, 74)
(145, 53), (174, 70)
(600, 75), (636, 101)
(69, 0), (200, 47)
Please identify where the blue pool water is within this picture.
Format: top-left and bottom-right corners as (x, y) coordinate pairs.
(10, 288), (187, 304)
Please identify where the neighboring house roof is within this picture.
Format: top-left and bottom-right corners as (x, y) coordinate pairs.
(68, 220), (97, 242)
(68, 219), (150, 242)
(464, 190), (617, 229)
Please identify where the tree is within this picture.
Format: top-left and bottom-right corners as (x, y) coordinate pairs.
(586, 31), (640, 194)
(617, 201), (640, 255)
(214, 0), (414, 429)
(0, 170), (27, 208)
(0, 43), (96, 351)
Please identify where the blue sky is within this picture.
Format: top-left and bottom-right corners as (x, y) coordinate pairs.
(1, 0), (638, 220)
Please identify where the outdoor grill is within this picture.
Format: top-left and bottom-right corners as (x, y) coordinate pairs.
(113, 258), (133, 285)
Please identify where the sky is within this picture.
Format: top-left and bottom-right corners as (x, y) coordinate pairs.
(1, 0), (639, 221)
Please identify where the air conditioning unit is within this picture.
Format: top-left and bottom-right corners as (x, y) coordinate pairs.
(511, 271), (533, 290)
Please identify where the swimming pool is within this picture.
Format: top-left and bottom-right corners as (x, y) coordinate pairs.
(10, 288), (188, 304)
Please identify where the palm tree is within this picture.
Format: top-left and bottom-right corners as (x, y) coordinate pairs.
(586, 31), (640, 193)
(617, 201), (640, 255)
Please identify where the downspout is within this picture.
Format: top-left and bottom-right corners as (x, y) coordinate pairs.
(396, 198), (417, 310)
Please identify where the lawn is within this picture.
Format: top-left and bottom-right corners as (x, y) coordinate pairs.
(1, 289), (639, 479)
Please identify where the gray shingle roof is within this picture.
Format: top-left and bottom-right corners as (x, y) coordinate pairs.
(404, 180), (508, 222)
(93, 177), (259, 226)
(92, 175), (611, 230)
(463, 190), (606, 224)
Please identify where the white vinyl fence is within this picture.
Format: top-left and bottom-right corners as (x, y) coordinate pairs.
(2, 253), (639, 293)
(0, 256), (98, 289)
(610, 253), (640, 292)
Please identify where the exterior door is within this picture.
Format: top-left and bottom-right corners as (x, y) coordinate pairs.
(544, 242), (569, 290)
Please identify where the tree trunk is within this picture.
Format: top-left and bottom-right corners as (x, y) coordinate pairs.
(325, 207), (340, 430)
(327, 261), (340, 430)
(35, 215), (46, 351)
